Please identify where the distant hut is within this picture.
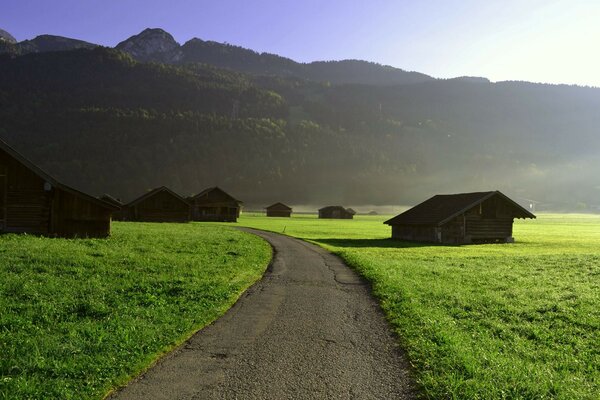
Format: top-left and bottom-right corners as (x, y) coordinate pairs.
(122, 186), (190, 222)
(266, 202), (292, 217)
(318, 206), (354, 219)
(0, 138), (117, 238)
(384, 191), (535, 244)
(368, 210), (378, 216)
(100, 194), (123, 221)
(189, 186), (242, 222)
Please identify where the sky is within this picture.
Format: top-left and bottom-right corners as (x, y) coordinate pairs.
(3, 0), (600, 86)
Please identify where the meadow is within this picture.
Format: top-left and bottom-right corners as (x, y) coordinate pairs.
(238, 213), (600, 399)
(0, 223), (270, 400)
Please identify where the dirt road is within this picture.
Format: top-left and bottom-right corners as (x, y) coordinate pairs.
(109, 229), (416, 399)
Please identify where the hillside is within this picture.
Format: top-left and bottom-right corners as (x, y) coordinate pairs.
(0, 28), (599, 210)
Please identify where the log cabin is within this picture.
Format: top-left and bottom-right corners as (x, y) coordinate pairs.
(384, 191), (535, 244)
(189, 187), (242, 222)
(122, 186), (190, 222)
(0, 138), (117, 238)
(266, 202), (292, 217)
(318, 206), (354, 219)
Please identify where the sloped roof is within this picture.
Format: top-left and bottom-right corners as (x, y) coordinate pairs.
(319, 205), (349, 212)
(192, 186), (242, 204)
(0, 138), (118, 210)
(100, 194), (123, 207)
(125, 186), (189, 207)
(384, 191), (535, 226)
(266, 202), (292, 211)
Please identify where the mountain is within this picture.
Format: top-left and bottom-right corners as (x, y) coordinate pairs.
(0, 28), (599, 210)
(115, 28), (434, 86)
(17, 34), (97, 54)
(115, 28), (181, 63)
(0, 28), (16, 43)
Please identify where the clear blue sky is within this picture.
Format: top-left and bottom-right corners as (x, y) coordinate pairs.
(4, 0), (600, 86)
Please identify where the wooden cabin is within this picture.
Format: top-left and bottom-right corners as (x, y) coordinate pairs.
(266, 202), (292, 217)
(189, 187), (242, 222)
(0, 138), (117, 238)
(384, 191), (535, 244)
(122, 186), (190, 222)
(318, 206), (354, 219)
(100, 194), (123, 221)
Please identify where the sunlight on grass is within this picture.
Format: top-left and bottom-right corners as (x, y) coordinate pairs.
(0, 223), (270, 399)
(238, 213), (600, 399)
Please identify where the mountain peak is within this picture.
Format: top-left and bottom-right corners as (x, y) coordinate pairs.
(0, 28), (17, 44)
(116, 28), (180, 62)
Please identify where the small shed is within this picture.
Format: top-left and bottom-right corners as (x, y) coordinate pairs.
(384, 191), (535, 244)
(189, 186), (242, 222)
(266, 202), (292, 217)
(0, 138), (117, 238)
(318, 206), (354, 219)
(122, 186), (190, 222)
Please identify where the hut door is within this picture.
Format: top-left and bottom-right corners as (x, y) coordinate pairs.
(0, 166), (6, 231)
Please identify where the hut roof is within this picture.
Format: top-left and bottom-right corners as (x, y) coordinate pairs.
(384, 191), (535, 226)
(125, 186), (189, 207)
(318, 205), (348, 212)
(0, 138), (118, 210)
(266, 202), (292, 211)
(192, 186), (242, 204)
(100, 194), (123, 207)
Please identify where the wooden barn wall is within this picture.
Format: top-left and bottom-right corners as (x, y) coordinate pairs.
(193, 205), (238, 222)
(319, 210), (353, 219)
(0, 150), (51, 234)
(132, 191), (190, 222)
(267, 210), (291, 217)
(391, 225), (439, 242)
(51, 190), (112, 238)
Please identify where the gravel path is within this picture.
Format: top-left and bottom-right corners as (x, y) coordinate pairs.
(109, 229), (416, 399)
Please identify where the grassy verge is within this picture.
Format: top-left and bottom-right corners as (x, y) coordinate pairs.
(237, 213), (600, 399)
(0, 222), (270, 400)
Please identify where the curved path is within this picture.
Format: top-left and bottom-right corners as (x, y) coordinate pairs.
(109, 229), (416, 399)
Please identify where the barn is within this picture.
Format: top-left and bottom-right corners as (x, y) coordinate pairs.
(384, 191), (536, 244)
(189, 186), (242, 222)
(266, 202), (292, 217)
(0, 138), (117, 238)
(122, 186), (190, 222)
(318, 206), (354, 219)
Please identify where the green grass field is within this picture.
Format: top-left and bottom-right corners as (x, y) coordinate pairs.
(238, 213), (600, 399)
(0, 222), (270, 400)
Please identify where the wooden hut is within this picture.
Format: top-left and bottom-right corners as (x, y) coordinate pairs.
(0, 138), (117, 238)
(384, 191), (535, 244)
(266, 202), (292, 217)
(122, 186), (190, 222)
(318, 206), (354, 219)
(189, 186), (242, 222)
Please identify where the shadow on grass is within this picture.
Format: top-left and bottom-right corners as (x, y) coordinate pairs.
(311, 238), (444, 249)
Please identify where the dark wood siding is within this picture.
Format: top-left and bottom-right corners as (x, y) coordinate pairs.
(51, 190), (112, 237)
(266, 209), (291, 217)
(127, 190), (189, 222)
(0, 145), (113, 238)
(0, 165), (6, 231)
(1, 150), (50, 234)
(391, 225), (439, 242)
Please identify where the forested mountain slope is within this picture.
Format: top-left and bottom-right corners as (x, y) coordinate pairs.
(1, 29), (599, 210)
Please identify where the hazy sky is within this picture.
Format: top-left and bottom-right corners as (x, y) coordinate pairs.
(3, 0), (600, 86)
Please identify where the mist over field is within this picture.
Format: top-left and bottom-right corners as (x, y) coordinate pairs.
(1, 28), (599, 211)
